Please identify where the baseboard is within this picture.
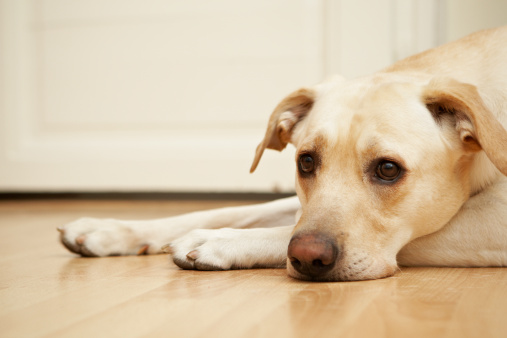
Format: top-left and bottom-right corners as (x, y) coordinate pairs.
(0, 191), (295, 201)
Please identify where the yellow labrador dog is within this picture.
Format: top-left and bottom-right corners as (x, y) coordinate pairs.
(59, 26), (507, 281)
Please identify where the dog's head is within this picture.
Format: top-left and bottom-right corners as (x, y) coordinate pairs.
(251, 75), (507, 281)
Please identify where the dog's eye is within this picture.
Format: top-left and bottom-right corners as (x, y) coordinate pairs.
(376, 161), (401, 181)
(298, 154), (315, 174)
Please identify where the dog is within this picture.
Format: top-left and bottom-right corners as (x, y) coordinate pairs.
(59, 26), (507, 281)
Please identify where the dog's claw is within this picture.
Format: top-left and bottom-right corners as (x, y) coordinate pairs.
(137, 244), (150, 255)
(186, 250), (199, 260)
(75, 235), (86, 245)
(161, 244), (173, 254)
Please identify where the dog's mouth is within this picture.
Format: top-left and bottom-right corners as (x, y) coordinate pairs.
(285, 229), (400, 281)
(286, 254), (397, 282)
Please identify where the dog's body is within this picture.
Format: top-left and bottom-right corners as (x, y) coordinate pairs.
(59, 27), (507, 281)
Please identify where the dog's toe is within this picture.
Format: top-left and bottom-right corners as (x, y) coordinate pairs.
(58, 218), (146, 257)
(171, 249), (226, 271)
(75, 235), (86, 245)
(161, 244), (173, 254)
(186, 250), (199, 260)
(194, 260), (226, 271)
(137, 244), (150, 255)
(172, 256), (195, 270)
(168, 229), (239, 271)
(59, 233), (82, 255)
(79, 245), (100, 257)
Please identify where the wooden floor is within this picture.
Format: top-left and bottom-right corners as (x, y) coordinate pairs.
(1, 199), (507, 338)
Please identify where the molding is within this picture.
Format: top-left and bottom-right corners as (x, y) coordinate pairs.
(391, 0), (446, 61)
(324, 0), (445, 79)
(0, 0), (319, 192)
(0, 191), (295, 201)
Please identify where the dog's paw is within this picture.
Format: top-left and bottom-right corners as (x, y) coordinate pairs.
(58, 218), (151, 257)
(166, 229), (243, 271)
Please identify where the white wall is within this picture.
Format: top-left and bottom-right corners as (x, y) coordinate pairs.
(446, 0), (507, 41)
(0, 0), (505, 193)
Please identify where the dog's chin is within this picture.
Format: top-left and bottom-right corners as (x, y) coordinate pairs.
(286, 259), (398, 282)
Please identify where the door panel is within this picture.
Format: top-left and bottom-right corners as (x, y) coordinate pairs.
(0, 0), (439, 192)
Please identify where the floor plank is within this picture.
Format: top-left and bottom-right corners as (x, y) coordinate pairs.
(0, 199), (506, 337)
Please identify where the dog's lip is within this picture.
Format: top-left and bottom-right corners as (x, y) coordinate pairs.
(286, 257), (398, 282)
(286, 258), (337, 282)
(288, 270), (395, 282)
(287, 268), (334, 282)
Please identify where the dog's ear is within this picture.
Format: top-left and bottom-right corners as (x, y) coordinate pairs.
(250, 88), (315, 173)
(423, 78), (507, 175)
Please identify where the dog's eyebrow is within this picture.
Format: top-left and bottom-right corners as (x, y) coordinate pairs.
(359, 139), (406, 166)
(299, 145), (318, 155)
(299, 134), (327, 154)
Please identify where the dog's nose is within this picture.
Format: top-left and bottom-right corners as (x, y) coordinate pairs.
(288, 233), (338, 278)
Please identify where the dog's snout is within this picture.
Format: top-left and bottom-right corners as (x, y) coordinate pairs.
(288, 233), (338, 278)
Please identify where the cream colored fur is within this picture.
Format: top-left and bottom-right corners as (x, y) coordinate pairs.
(59, 27), (507, 281)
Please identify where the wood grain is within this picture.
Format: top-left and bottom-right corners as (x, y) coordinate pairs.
(1, 199), (506, 337)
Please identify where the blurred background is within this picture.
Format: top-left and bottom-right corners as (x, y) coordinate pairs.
(1, 0), (506, 195)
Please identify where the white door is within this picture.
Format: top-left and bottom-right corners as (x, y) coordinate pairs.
(0, 0), (442, 193)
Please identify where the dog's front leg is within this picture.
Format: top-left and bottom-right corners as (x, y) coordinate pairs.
(167, 225), (294, 270)
(59, 196), (300, 257)
(398, 177), (507, 267)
